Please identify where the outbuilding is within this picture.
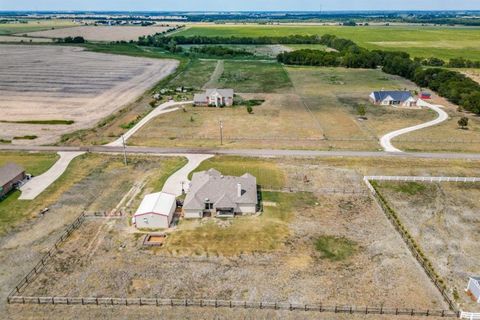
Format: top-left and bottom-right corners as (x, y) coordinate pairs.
(466, 277), (480, 303)
(0, 163), (26, 197)
(133, 192), (176, 229)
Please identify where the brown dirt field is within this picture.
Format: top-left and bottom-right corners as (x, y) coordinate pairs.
(376, 181), (480, 312)
(25, 25), (172, 42)
(0, 36), (53, 43)
(0, 45), (178, 145)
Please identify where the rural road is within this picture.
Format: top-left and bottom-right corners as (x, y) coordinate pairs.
(2, 145), (480, 160)
(107, 100), (193, 147)
(380, 100), (449, 152)
(161, 154), (214, 196)
(19, 151), (85, 200)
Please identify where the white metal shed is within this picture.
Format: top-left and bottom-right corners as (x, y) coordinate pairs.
(133, 192), (176, 229)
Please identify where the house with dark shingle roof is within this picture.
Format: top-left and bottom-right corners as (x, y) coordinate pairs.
(183, 169), (258, 218)
(369, 90), (418, 108)
(0, 163), (25, 197)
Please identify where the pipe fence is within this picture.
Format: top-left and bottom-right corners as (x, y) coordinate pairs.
(365, 176), (480, 183)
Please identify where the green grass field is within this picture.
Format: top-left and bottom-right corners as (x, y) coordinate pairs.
(167, 59), (217, 89)
(0, 20), (77, 35)
(176, 25), (480, 61)
(218, 60), (292, 92)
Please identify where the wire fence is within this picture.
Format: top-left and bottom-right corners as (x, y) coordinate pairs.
(6, 296), (458, 317)
(262, 185), (368, 195)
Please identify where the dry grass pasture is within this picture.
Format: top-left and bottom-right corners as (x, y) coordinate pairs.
(3, 155), (479, 319)
(26, 25), (172, 42)
(17, 160), (447, 312)
(376, 181), (480, 312)
(130, 66), (437, 151)
(0, 45), (178, 145)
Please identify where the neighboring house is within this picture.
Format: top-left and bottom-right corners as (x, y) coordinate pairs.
(0, 163), (25, 197)
(194, 89), (234, 107)
(369, 90), (418, 107)
(183, 169), (258, 219)
(420, 92), (432, 100)
(467, 277), (480, 303)
(133, 192), (176, 229)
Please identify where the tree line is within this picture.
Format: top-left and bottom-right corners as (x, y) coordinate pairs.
(188, 45), (254, 58)
(277, 35), (480, 115)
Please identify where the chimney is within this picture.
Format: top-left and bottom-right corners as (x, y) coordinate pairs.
(237, 183), (242, 198)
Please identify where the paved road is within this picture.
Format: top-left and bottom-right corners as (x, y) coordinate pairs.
(161, 154), (214, 196)
(107, 100), (192, 147)
(19, 151), (85, 200)
(380, 99), (449, 152)
(2, 144), (480, 160)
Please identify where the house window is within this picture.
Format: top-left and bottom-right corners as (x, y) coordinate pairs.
(143, 217), (148, 224)
(205, 202), (213, 210)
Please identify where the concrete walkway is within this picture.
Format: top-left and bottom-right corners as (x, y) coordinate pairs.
(380, 99), (449, 152)
(107, 100), (192, 147)
(19, 151), (85, 200)
(161, 154), (214, 196)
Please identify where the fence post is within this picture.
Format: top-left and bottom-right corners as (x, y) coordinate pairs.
(96, 298), (98, 305)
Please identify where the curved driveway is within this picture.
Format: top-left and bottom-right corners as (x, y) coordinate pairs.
(380, 100), (449, 153)
(161, 154), (214, 196)
(107, 100), (192, 147)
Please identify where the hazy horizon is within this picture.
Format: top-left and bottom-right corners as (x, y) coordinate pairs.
(0, 0), (478, 12)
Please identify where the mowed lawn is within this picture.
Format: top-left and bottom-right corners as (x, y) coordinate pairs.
(0, 152), (59, 234)
(177, 25), (480, 61)
(0, 20), (77, 35)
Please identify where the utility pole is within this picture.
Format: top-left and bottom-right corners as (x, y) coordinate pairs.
(181, 181), (185, 195)
(219, 120), (224, 146)
(122, 135), (128, 166)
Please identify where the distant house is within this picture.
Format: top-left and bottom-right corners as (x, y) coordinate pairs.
(369, 90), (417, 107)
(183, 169), (258, 219)
(0, 163), (25, 198)
(194, 89), (234, 107)
(420, 92), (432, 100)
(133, 192), (176, 229)
(467, 277), (480, 303)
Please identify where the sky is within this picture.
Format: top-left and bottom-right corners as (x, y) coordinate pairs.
(0, 0), (479, 11)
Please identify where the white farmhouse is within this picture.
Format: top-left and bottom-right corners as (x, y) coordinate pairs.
(183, 169), (257, 219)
(369, 90), (418, 108)
(467, 277), (480, 303)
(133, 192), (176, 229)
(194, 89), (234, 107)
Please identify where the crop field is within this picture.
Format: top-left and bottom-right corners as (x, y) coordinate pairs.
(130, 66), (433, 151)
(26, 25), (172, 42)
(176, 25), (480, 61)
(9, 156), (450, 314)
(375, 181), (480, 311)
(0, 19), (77, 35)
(0, 45), (178, 145)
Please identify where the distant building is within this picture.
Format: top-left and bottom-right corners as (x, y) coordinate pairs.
(370, 90), (417, 107)
(467, 277), (480, 303)
(420, 92), (432, 100)
(133, 192), (176, 229)
(183, 169), (257, 219)
(0, 163), (25, 197)
(194, 89), (234, 107)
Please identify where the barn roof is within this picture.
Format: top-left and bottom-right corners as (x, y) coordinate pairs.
(134, 192), (176, 217)
(372, 91), (413, 102)
(0, 163), (25, 187)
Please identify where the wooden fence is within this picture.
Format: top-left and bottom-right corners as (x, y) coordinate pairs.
(6, 296), (458, 317)
(364, 178), (458, 312)
(7, 212), (87, 298)
(365, 176), (480, 183)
